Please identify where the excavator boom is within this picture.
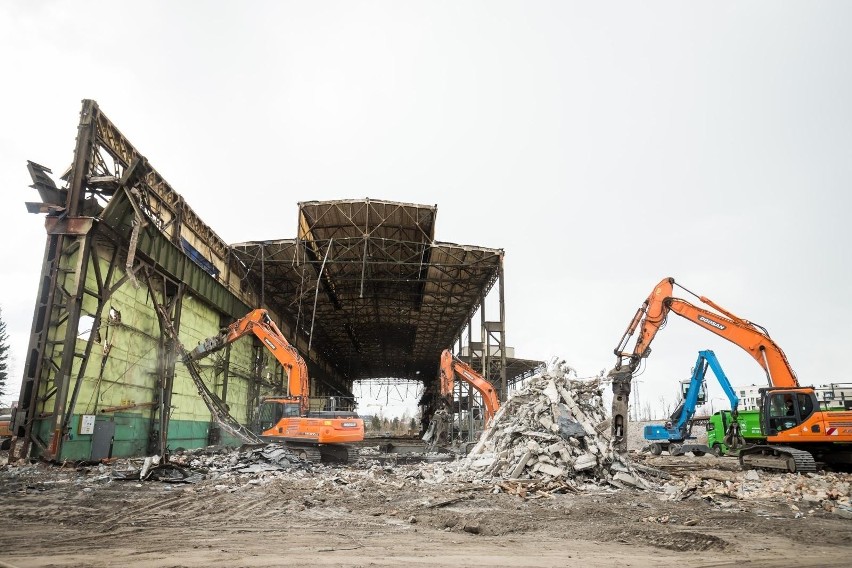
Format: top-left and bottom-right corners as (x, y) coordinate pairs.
(424, 350), (501, 448)
(644, 350), (745, 456)
(190, 309), (364, 461)
(614, 278), (798, 387)
(611, 277), (798, 452)
(440, 349), (500, 423)
(190, 309), (310, 414)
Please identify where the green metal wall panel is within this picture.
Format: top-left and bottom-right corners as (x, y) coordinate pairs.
(35, 244), (267, 461)
(43, 413), (243, 459)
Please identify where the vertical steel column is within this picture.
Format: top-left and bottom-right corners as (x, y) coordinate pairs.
(50, 100), (99, 456)
(465, 317), (473, 364)
(16, 101), (98, 459)
(14, 236), (61, 457)
(47, 234), (94, 458)
(260, 244), (265, 307)
(498, 258), (507, 401)
(220, 344), (232, 405)
(66, 101), (97, 219)
(480, 294), (488, 390)
(467, 377), (474, 442)
(162, 286), (184, 455)
(147, 276), (184, 458)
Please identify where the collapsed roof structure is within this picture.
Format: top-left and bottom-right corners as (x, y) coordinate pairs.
(232, 199), (507, 382)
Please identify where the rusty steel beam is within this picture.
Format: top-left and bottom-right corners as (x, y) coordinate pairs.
(14, 102), (99, 460)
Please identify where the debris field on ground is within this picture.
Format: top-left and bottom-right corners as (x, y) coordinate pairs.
(1, 366), (851, 567)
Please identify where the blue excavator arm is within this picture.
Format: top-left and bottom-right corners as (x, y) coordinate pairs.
(646, 350), (743, 446)
(700, 350), (740, 413)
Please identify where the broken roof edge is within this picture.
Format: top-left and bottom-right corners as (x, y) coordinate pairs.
(432, 240), (504, 256)
(231, 238), (503, 256)
(297, 197), (437, 212)
(230, 239), (298, 248)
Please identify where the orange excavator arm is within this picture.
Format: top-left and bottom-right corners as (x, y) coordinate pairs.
(613, 277), (798, 387)
(439, 349), (500, 423)
(609, 277), (799, 451)
(189, 309), (310, 415)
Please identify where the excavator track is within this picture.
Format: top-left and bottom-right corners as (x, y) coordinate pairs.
(281, 443), (351, 464)
(318, 444), (350, 464)
(285, 444), (323, 464)
(739, 445), (817, 473)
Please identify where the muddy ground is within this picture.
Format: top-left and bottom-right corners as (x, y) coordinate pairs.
(0, 451), (849, 568)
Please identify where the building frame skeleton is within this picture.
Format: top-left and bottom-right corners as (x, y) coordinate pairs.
(13, 100), (538, 461)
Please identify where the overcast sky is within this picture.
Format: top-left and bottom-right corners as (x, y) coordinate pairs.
(1, 2), (851, 416)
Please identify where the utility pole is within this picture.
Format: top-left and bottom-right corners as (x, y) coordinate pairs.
(631, 380), (642, 421)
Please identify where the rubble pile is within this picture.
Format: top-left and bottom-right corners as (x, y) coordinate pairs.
(456, 368), (647, 490)
(665, 469), (852, 518)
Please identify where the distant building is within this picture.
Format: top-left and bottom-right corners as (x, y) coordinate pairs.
(736, 385), (763, 411)
(733, 382), (852, 411)
(815, 383), (852, 410)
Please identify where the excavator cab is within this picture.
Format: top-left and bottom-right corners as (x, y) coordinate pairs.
(679, 378), (707, 405)
(257, 398), (301, 432)
(761, 388), (817, 435)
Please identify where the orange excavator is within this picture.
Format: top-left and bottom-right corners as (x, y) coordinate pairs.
(424, 350), (500, 447)
(611, 277), (852, 472)
(189, 309), (364, 463)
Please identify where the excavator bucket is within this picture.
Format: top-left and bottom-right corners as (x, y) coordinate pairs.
(423, 409), (450, 449)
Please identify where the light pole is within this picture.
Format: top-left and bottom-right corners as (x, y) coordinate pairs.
(708, 397), (729, 415)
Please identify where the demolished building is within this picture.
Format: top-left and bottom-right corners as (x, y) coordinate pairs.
(11, 100), (541, 462)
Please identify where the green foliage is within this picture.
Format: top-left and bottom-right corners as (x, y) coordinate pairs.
(0, 307), (8, 398)
(364, 410), (419, 436)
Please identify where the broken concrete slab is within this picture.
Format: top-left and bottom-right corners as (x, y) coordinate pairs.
(454, 367), (650, 490)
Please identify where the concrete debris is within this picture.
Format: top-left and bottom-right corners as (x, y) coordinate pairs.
(664, 469), (851, 516)
(744, 469), (760, 481)
(497, 478), (582, 498)
(358, 444), (455, 465)
(462, 522), (481, 534)
(63, 444), (313, 485)
(169, 444), (310, 475)
(455, 370), (650, 492)
(612, 471), (642, 488)
(2, 436), (851, 538)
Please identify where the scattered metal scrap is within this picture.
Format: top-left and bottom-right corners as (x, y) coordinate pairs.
(105, 444), (311, 484)
(153, 303), (261, 445)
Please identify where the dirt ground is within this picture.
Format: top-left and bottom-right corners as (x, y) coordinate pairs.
(0, 451), (850, 568)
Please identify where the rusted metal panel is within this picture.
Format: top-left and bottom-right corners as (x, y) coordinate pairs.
(44, 217), (94, 236)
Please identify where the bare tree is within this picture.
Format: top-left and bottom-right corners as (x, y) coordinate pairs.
(0, 307), (8, 399)
(658, 395), (674, 420)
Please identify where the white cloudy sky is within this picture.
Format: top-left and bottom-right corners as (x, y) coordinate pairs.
(1, 2), (851, 416)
